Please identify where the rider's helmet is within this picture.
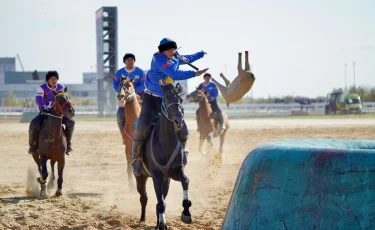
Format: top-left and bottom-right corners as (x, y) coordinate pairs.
(123, 53), (136, 63)
(203, 73), (211, 79)
(46, 71), (59, 82)
(158, 38), (177, 53)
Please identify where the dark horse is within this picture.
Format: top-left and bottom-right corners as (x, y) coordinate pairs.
(116, 77), (141, 188)
(186, 89), (229, 154)
(32, 87), (75, 198)
(135, 82), (192, 230)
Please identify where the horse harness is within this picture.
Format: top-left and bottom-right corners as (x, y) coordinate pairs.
(142, 97), (184, 179)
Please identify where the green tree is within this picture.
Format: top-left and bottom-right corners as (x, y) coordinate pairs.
(4, 89), (21, 106)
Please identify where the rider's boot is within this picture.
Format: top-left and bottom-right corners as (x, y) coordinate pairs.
(117, 121), (126, 145)
(217, 113), (226, 132)
(65, 127), (74, 153)
(28, 129), (38, 154)
(181, 140), (189, 166)
(196, 116), (200, 132)
(131, 140), (144, 176)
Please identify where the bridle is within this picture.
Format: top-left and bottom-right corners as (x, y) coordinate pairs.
(120, 81), (136, 101)
(161, 91), (184, 122)
(53, 93), (72, 117)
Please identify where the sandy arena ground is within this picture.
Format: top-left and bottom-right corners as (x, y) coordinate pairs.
(0, 118), (374, 229)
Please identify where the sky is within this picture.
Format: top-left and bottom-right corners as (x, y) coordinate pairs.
(0, 0), (374, 98)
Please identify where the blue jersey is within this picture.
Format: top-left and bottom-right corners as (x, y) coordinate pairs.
(144, 51), (205, 97)
(200, 82), (218, 102)
(113, 67), (146, 94)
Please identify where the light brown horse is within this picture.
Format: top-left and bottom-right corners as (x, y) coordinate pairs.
(186, 89), (229, 154)
(117, 78), (141, 188)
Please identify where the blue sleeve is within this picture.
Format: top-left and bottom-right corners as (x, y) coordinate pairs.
(178, 51), (204, 65)
(113, 70), (122, 92)
(207, 83), (218, 99)
(136, 69), (146, 93)
(211, 85), (219, 98)
(156, 55), (196, 80)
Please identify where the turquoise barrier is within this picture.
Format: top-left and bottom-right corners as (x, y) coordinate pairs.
(221, 139), (375, 229)
(20, 111), (39, 123)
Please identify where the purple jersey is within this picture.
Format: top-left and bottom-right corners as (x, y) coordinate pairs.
(36, 83), (65, 110)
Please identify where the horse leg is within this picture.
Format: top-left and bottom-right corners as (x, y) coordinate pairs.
(47, 160), (56, 191)
(32, 154), (42, 176)
(125, 143), (134, 189)
(219, 73), (231, 87)
(136, 174), (148, 222)
(238, 52), (243, 72)
(55, 159), (65, 197)
(179, 168), (192, 224)
(244, 50), (250, 71)
(219, 130), (227, 154)
(152, 171), (167, 230)
(207, 135), (213, 154)
(199, 137), (205, 154)
(163, 178), (171, 199)
(37, 154), (48, 198)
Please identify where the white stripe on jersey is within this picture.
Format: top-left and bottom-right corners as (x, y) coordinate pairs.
(36, 86), (44, 97)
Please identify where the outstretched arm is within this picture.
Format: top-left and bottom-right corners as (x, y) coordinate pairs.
(177, 51), (205, 65)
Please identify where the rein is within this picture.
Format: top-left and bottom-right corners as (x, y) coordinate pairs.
(53, 94), (71, 116)
(149, 128), (182, 179)
(41, 112), (63, 119)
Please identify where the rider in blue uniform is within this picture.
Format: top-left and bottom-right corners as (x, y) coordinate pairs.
(113, 53), (146, 144)
(196, 73), (226, 131)
(131, 38), (209, 176)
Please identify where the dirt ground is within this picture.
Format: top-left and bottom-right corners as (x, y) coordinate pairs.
(0, 118), (374, 230)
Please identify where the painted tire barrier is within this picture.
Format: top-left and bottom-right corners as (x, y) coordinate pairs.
(20, 111), (39, 123)
(221, 139), (375, 230)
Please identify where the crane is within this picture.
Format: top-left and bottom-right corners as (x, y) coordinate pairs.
(16, 53), (25, 72)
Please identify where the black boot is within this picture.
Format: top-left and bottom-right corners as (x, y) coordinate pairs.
(131, 140), (144, 176)
(196, 116), (200, 132)
(65, 127), (74, 153)
(117, 121), (126, 145)
(28, 129), (38, 154)
(217, 113), (226, 131)
(181, 140), (189, 166)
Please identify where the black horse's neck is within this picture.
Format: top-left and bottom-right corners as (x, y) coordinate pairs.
(157, 112), (179, 157)
(45, 108), (63, 136)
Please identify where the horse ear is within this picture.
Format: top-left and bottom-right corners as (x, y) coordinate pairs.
(53, 91), (58, 96)
(64, 87), (67, 93)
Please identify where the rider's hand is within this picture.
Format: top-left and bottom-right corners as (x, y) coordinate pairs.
(40, 107), (50, 113)
(195, 68), (209, 77)
(202, 50), (207, 55)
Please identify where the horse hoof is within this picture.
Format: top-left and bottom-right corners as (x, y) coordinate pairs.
(55, 189), (62, 197)
(139, 217), (145, 223)
(158, 222), (167, 230)
(181, 213), (192, 224)
(40, 190), (47, 198)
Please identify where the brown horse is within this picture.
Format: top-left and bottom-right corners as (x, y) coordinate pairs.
(117, 78), (141, 188)
(186, 89), (229, 154)
(32, 88), (75, 198)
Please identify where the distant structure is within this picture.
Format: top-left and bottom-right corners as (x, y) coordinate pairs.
(0, 58), (16, 84)
(96, 6), (118, 117)
(32, 70), (40, 80)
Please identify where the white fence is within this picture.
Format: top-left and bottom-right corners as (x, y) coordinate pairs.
(1, 102), (375, 118)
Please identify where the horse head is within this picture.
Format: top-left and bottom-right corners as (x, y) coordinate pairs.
(160, 81), (185, 131)
(186, 87), (208, 103)
(117, 77), (137, 105)
(52, 87), (75, 118)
